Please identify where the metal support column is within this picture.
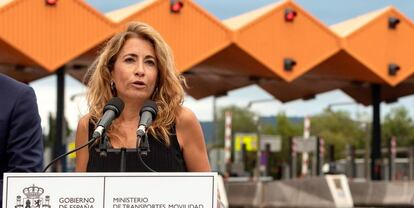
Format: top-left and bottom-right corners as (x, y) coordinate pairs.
(371, 84), (382, 180)
(53, 67), (66, 172)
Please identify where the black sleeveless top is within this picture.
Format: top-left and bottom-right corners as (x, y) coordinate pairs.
(87, 121), (187, 172)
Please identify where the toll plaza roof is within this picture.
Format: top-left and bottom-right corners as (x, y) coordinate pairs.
(1, 0), (414, 104)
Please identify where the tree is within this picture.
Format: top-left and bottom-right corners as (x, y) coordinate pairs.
(44, 113), (73, 171)
(45, 112), (72, 149)
(382, 106), (414, 147)
(216, 105), (257, 145)
(262, 112), (303, 179)
(310, 109), (365, 159)
(216, 105), (258, 174)
(262, 112), (302, 162)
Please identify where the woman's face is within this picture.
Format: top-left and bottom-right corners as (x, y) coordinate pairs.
(111, 37), (158, 102)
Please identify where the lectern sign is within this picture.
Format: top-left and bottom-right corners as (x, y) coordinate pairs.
(3, 172), (217, 208)
(14, 184), (51, 207)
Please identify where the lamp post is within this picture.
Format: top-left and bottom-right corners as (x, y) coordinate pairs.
(326, 102), (358, 113)
(69, 92), (85, 101)
(247, 98), (277, 179)
(246, 98), (276, 109)
(211, 94), (228, 174)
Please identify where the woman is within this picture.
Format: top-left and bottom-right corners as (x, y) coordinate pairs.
(75, 22), (210, 172)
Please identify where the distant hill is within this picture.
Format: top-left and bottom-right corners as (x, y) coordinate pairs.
(200, 121), (216, 145)
(259, 116), (303, 126)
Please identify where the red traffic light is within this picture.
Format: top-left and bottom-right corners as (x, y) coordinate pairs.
(170, 0), (184, 13)
(45, 0), (57, 6)
(284, 8), (297, 22)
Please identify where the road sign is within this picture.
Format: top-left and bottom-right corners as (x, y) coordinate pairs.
(260, 135), (281, 152)
(293, 136), (317, 153)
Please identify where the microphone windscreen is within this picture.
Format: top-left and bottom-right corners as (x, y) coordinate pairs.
(104, 97), (125, 117)
(140, 100), (157, 118)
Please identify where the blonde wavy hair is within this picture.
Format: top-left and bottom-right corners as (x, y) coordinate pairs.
(85, 22), (185, 145)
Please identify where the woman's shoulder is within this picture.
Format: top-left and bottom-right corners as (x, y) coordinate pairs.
(77, 113), (92, 130)
(175, 106), (202, 139)
(76, 114), (93, 145)
(175, 106), (198, 126)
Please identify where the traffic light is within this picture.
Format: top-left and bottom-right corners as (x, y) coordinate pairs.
(45, 0), (57, 6)
(170, 0), (184, 13)
(284, 8), (297, 22)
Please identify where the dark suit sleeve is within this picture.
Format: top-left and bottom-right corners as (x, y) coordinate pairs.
(6, 86), (44, 172)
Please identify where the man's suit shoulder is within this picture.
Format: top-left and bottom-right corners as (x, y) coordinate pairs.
(0, 74), (33, 97)
(0, 74), (36, 115)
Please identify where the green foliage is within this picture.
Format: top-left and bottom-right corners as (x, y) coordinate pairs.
(213, 104), (414, 176)
(44, 113), (55, 148)
(262, 112), (303, 178)
(382, 106), (414, 146)
(216, 105), (257, 145)
(45, 112), (72, 148)
(216, 105), (258, 174)
(262, 112), (303, 163)
(310, 109), (365, 159)
(216, 107), (305, 176)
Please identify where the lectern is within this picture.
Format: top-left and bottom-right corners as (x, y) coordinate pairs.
(3, 172), (218, 208)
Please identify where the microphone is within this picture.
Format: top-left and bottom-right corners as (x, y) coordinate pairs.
(136, 100), (157, 160)
(136, 100), (157, 172)
(93, 97), (125, 140)
(43, 97), (124, 172)
(136, 100), (158, 138)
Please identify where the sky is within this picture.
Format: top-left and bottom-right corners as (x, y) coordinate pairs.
(29, 0), (414, 131)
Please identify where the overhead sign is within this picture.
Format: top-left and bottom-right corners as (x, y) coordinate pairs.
(234, 133), (257, 152)
(234, 133), (282, 152)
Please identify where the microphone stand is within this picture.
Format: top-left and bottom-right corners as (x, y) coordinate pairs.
(97, 132), (127, 172)
(138, 134), (150, 156)
(95, 133), (152, 172)
(99, 134), (109, 157)
(43, 136), (98, 172)
(137, 132), (156, 172)
(120, 147), (127, 172)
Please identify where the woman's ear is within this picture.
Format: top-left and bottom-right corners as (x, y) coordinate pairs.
(110, 80), (117, 97)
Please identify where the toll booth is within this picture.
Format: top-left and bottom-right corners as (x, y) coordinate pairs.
(290, 136), (325, 178)
(232, 133), (282, 177)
